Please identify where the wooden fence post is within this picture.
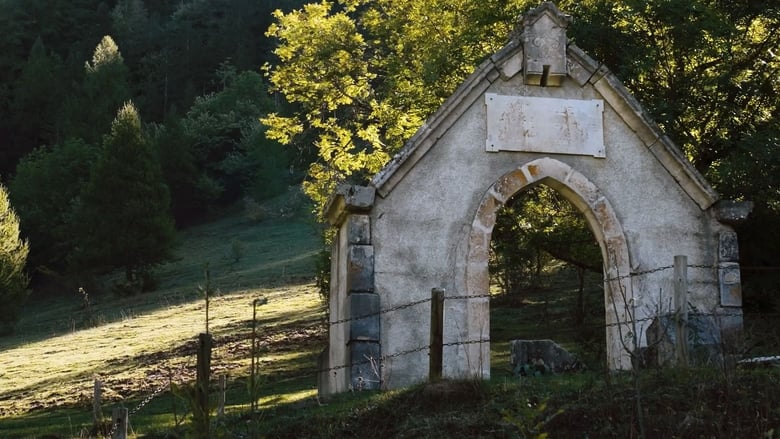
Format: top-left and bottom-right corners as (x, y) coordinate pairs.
(111, 407), (128, 439)
(93, 379), (102, 428)
(430, 288), (445, 381)
(250, 297), (267, 415)
(197, 332), (213, 424)
(674, 255), (689, 368)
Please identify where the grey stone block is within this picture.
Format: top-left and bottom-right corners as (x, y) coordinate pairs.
(350, 293), (380, 342)
(347, 215), (371, 245)
(347, 245), (374, 293)
(509, 339), (579, 373)
(325, 185), (376, 226)
(719, 231), (739, 262)
(646, 314), (726, 367)
(714, 200), (753, 225)
(719, 263), (742, 307)
(349, 341), (381, 390)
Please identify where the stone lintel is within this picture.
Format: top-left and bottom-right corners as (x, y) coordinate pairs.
(713, 200), (754, 226)
(325, 185), (375, 226)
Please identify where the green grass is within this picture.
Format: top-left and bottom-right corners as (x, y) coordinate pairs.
(0, 194), (325, 437)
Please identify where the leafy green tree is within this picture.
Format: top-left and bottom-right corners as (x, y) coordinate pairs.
(149, 117), (205, 226)
(263, 0), (536, 216)
(76, 102), (175, 284)
(9, 139), (98, 272)
(0, 183), (29, 334)
(0, 0), (112, 178)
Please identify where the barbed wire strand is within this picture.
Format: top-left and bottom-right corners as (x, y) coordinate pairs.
(90, 260), (777, 435)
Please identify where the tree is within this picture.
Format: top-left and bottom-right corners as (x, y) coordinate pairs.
(182, 68), (286, 205)
(9, 139), (98, 272)
(0, 183), (29, 334)
(10, 37), (65, 162)
(76, 102), (175, 285)
(63, 35), (131, 144)
(263, 0), (534, 215)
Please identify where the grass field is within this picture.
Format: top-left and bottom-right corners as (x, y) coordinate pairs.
(0, 195), (326, 437)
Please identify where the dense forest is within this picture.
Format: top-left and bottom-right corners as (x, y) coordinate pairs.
(1, 0), (779, 332)
(0, 0), (308, 331)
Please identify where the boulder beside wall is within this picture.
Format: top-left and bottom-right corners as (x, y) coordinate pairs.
(510, 339), (581, 375)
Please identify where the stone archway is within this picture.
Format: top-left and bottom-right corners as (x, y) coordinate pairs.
(320, 3), (746, 396)
(464, 157), (633, 373)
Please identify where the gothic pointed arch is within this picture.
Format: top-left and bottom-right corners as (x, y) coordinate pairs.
(465, 157), (633, 370)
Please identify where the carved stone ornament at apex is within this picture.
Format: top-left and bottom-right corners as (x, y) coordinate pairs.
(522, 1), (570, 86)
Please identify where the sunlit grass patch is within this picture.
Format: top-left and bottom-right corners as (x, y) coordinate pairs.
(0, 202), (325, 436)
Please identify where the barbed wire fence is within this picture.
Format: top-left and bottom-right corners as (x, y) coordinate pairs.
(94, 259), (780, 436)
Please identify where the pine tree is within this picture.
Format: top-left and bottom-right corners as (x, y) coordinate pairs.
(64, 35), (130, 144)
(0, 183), (29, 334)
(77, 102), (175, 286)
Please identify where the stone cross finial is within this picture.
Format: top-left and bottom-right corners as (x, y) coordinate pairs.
(521, 2), (571, 86)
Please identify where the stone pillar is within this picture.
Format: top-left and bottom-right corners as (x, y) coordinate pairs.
(322, 185), (377, 397)
(344, 215), (381, 390)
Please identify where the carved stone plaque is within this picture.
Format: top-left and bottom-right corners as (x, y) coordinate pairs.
(485, 93), (605, 158)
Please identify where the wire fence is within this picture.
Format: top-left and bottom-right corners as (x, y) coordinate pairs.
(85, 261), (780, 434)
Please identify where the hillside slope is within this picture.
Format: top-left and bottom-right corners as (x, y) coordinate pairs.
(0, 195), (326, 436)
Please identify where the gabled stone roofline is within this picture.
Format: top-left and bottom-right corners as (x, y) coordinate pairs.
(371, 30), (720, 210)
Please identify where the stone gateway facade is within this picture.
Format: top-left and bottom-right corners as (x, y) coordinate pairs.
(319, 2), (748, 396)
